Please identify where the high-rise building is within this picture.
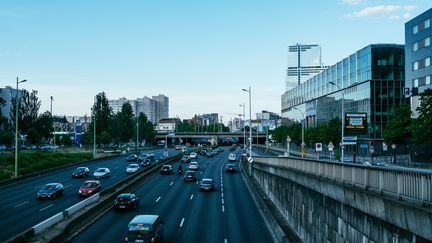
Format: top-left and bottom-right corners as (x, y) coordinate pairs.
(136, 96), (157, 124)
(286, 44), (328, 89)
(0, 86), (24, 122)
(152, 94), (169, 122)
(108, 97), (137, 115)
(282, 44), (406, 146)
(405, 8), (432, 117)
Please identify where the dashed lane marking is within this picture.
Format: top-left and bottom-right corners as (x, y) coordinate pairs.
(40, 204), (53, 211)
(64, 184), (73, 188)
(222, 198), (224, 204)
(179, 217), (185, 227)
(222, 205), (225, 212)
(190, 194), (194, 200)
(156, 196), (161, 203)
(14, 201), (29, 208)
(170, 181), (174, 186)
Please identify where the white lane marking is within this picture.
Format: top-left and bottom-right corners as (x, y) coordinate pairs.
(64, 184), (73, 188)
(222, 198), (224, 204)
(40, 204), (54, 211)
(111, 175), (116, 179)
(200, 172), (203, 175)
(221, 187), (223, 192)
(14, 201), (29, 208)
(225, 239), (228, 243)
(190, 194), (194, 200)
(156, 196), (161, 203)
(196, 181), (198, 184)
(34, 185), (43, 189)
(170, 181), (174, 186)
(221, 192), (224, 198)
(222, 205), (225, 212)
(179, 217), (185, 227)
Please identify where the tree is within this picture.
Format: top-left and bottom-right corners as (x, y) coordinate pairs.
(412, 89), (432, 145)
(88, 92), (113, 145)
(35, 111), (54, 141)
(26, 128), (41, 145)
(10, 90), (41, 135)
(137, 113), (155, 146)
(119, 102), (134, 144)
(383, 104), (412, 144)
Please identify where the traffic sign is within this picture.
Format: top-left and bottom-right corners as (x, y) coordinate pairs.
(328, 142), (334, 151)
(315, 143), (323, 152)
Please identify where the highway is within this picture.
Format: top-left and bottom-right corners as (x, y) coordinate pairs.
(0, 147), (179, 242)
(71, 148), (273, 243)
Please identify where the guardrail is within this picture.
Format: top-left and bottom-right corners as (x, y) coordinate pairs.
(253, 156), (432, 204)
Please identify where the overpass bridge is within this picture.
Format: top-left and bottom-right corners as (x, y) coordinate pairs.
(155, 132), (267, 145)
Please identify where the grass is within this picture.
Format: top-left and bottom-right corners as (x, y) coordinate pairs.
(0, 150), (93, 181)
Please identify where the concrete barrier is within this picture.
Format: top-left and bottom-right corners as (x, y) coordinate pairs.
(65, 193), (100, 216)
(33, 212), (64, 235)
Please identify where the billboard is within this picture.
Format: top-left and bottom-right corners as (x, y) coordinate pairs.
(344, 113), (367, 134)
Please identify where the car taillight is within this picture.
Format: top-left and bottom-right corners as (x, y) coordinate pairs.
(151, 237), (155, 243)
(124, 236), (128, 241)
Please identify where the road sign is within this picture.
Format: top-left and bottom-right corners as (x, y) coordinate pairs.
(343, 141), (357, 145)
(382, 142), (388, 151)
(315, 143), (323, 152)
(328, 142), (334, 151)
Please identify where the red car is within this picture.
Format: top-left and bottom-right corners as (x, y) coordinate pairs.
(79, 180), (101, 197)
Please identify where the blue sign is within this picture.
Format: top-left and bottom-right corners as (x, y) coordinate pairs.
(360, 143), (368, 149)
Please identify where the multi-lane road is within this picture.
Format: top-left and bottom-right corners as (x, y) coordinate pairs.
(0, 147), (178, 242)
(71, 148), (273, 243)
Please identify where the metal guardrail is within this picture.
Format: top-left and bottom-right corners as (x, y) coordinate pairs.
(253, 156), (432, 204)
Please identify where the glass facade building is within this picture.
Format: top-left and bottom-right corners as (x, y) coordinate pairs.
(286, 44), (328, 89)
(405, 8), (432, 118)
(281, 44), (406, 143)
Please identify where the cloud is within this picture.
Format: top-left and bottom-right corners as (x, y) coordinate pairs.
(341, 0), (363, 6)
(344, 5), (417, 19)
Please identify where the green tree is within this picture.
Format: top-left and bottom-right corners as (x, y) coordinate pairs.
(60, 135), (73, 146)
(10, 90), (41, 135)
(412, 89), (432, 145)
(88, 92), (113, 145)
(326, 117), (341, 145)
(35, 111), (54, 142)
(119, 102), (134, 144)
(136, 113), (155, 146)
(26, 128), (41, 145)
(99, 131), (112, 145)
(383, 104), (412, 144)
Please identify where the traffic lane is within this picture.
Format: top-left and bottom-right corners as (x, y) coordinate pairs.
(70, 159), (198, 243)
(176, 154), (225, 243)
(223, 163), (273, 243)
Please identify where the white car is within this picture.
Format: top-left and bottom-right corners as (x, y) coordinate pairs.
(93, 168), (111, 179)
(188, 161), (199, 170)
(228, 153), (237, 162)
(126, 164), (140, 173)
(189, 152), (197, 159)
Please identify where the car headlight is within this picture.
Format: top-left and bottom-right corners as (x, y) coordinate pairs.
(88, 190), (93, 193)
(79, 190), (82, 193)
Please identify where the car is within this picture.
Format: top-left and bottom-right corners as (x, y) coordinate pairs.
(199, 150), (207, 156)
(181, 155), (190, 163)
(140, 159), (152, 167)
(72, 167), (90, 178)
(124, 215), (164, 243)
(175, 145), (182, 150)
(229, 146), (236, 151)
(160, 165), (173, 174)
(113, 193), (139, 211)
(206, 150), (213, 157)
(137, 156), (146, 162)
(189, 152), (198, 159)
(184, 170), (197, 182)
(126, 154), (138, 162)
(228, 153), (237, 162)
(200, 178), (215, 192)
(37, 183), (64, 199)
(217, 147), (224, 153)
(93, 168), (111, 179)
(126, 164), (140, 173)
(78, 180), (101, 197)
(225, 163), (236, 173)
(212, 150), (218, 156)
(188, 161), (199, 170)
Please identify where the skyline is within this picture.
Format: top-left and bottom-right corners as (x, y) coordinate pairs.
(1, 1), (430, 123)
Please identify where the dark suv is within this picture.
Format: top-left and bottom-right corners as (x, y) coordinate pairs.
(114, 193), (139, 211)
(124, 215), (164, 243)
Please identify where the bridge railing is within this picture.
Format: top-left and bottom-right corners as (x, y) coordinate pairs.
(253, 156), (432, 204)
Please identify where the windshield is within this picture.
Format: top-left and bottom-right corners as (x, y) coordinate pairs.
(41, 185), (56, 190)
(81, 182), (96, 188)
(96, 169), (105, 172)
(128, 224), (152, 235)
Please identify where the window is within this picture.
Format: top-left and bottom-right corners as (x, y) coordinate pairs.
(414, 79), (419, 87)
(413, 25), (418, 34)
(426, 76), (431, 85)
(413, 42), (418, 51)
(425, 37), (431, 47)
(413, 61), (419, 70)
(425, 19), (431, 29)
(426, 57), (431, 67)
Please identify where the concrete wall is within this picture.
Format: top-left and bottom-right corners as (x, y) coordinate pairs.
(252, 159), (432, 242)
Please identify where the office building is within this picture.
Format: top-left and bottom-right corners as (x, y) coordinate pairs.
(281, 44), (406, 145)
(136, 97), (157, 124)
(152, 94), (169, 122)
(286, 44), (329, 89)
(405, 8), (432, 117)
(0, 86), (24, 122)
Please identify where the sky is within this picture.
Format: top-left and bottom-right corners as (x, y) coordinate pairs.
(0, 0), (431, 123)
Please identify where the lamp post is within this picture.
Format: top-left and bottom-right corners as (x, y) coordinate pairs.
(240, 104), (246, 149)
(286, 136), (291, 157)
(293, 107), (305, 158)
(15, 77), (27, 178)
(329, 81), (345, 163)
(50, 96), (56, 146)
(242, 87), (252, 157)
(93, 95), (97, 158)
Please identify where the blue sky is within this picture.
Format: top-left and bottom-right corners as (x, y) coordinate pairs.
(0, 0), (430, 122)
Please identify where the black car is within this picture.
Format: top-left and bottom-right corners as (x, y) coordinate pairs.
(200, 178), (215, 191)
(113, 193), (139, 211)
(72, 167), (90, 178)
(37, 183), (64, 199)
(199, 150), (207, 156)
(160, 165), (173, 174)
(184, 170), (197, 182)
(225, 164), (236, 173)
(126, 154), (138, 162)
(206, 150), (213, 158)
(140, 159), (152, 167)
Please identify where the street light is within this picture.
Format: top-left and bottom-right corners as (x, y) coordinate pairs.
(239, 104), (246, 149)
(329, 81), (345, 163)
(242, 87), (252, 158)
(50, 96), (55, 146)
(15, 77), (27, 178)
(93, 95), (97, 158)
(293, 107), (305, 158)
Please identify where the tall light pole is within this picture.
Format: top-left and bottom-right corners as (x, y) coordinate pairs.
(93, 95), (97, 158)
(239, 104), (246, 148)
(50, 96), (55, 146)
(15, 77), (27, 178)
(242, 87), (252, 157)
(329, 81), (344, 163)
(293, 107), (305, 158)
